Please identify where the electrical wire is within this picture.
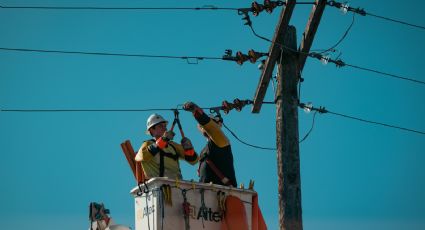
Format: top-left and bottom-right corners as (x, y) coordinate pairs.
(249, 25), (273, 43)
(343, 63), (425, 85)
(0, 2), (317, 12)
(299, 111), (318, 143)
(314, 13), (355, 54)
(2, 105), (279, 149)
(365, 12), (425, 30)
(328, 110), (425, 135)
(307, 53), (425, 86)
(326, 1), (425, 31)
(0, 103), (274, 113)
(0, 108), (177, 112)
(222, 123), (276, 151)
(0, 47), (223, 63)
(0, 5), (239, 11)
(298, 103), (425, 136)
(327, 1), (425, 31)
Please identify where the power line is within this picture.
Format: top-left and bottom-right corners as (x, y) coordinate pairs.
(308, 52), (425, 86)
(1, 104), (278, 150)
(0, 2), (317, 13)
(0, 108), (218, 113)
(3, 2), (423, 40)
(0, 102), (274, 114)
(326, 0), (425, 31)
(344, 63), (425, 85)
(327, 110), (425, 135)
(365, 12), (425, 30)
(0, 108), (176, 112)
(0, 47), (223, 64)
(0, 5), (239, 11)
(299, 103), (425, 136)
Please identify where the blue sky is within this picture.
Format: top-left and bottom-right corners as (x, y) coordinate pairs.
(1, 0), (424, 229)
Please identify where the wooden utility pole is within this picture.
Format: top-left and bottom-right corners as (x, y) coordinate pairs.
(276, 25), (302, 229)
(251, 1), (327, 229)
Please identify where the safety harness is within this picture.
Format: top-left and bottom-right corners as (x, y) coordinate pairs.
(205, 159), (232, 186)
(156, 109), (186, 177)
(157, 142), (178, 177)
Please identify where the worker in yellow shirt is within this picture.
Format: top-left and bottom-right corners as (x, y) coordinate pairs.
(135, 113), (199, 180)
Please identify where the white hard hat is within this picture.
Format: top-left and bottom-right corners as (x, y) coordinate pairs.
(146, 113), (168, 133)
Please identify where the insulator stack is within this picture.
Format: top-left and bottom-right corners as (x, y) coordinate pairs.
(221, 98), (253, 114)
(251, 0), (284, 16)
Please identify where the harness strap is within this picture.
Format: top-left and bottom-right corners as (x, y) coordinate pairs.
(205, 159), (232, 186)
(158, 142), (179, 177)
(159, 151), (165, 177)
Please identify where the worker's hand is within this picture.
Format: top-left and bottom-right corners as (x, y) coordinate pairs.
(161, 130), (175, 142)
(156, 130), (175, 149)
(183, 101), (203, 117)
(181, 137), (193, 150)
(183, 101), (200, 112)
(181, 137), (195, 156)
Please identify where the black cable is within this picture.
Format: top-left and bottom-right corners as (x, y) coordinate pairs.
(298, 103), (425, 136)
(0, 47), (223, 62)
(365, 12), (425, 30)
(326, 0), (425, 31)
(0, 103), (274, 113)
(315, 13), (355, 54)
(0, 108), (177, 112)
(0, 2), (317, 12)
(246, 19), (304, 55)
(299, 111), (318, 143)
(328, 110), (425, 135)
(222, 123), (276, 151)
(344, 63), (425, 86)
(0, 5), (239, 11)
(249, 25), (273, 43)
(308, 52), (425, 86)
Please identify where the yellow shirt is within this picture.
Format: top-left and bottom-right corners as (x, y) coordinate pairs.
(135, 140), (198, 180)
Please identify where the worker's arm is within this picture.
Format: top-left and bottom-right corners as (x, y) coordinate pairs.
(183, 101), (229, 147)
(135, 140), (159, 162)
(169, 141), (199, 165)
(196, 112), (230, 148)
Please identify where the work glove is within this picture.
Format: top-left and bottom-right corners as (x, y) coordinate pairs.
(181, 137), (195, 156)
(181, 137), (193, 150)
(183, 101), (200, 112)
(156, 130), (175, 149)
(162, 130), (175, 142)
(183, 101), (203, 116)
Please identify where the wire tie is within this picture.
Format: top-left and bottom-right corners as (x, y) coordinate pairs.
(184, 57), (200, 64)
